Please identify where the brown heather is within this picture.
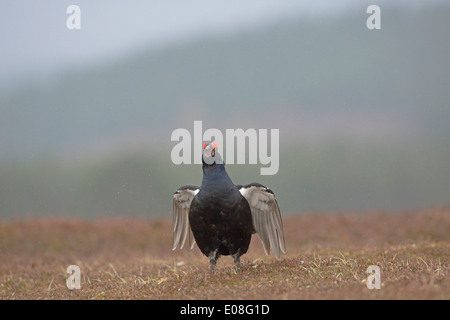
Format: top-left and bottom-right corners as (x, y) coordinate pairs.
(0, 208), (449, 299)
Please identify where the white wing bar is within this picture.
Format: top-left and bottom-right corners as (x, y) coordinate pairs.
(239, 183), (286, 259)
(172, 185), (199, 250)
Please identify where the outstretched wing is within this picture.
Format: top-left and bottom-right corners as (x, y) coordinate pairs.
(239, 183), (286, 259)
(172, 185), (199, 250)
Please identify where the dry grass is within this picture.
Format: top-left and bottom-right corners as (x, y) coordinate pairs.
(0, 208), (449, 299)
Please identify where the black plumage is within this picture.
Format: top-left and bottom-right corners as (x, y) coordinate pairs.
(172, 142), (285, 273)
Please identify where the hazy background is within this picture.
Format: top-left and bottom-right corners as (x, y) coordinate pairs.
(0, 0), (449, 218)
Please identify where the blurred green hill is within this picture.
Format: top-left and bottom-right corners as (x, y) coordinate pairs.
(0, 5), (449, 218)
(1, 142), (449, 218)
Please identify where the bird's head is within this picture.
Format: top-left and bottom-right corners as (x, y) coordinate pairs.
(202, 141), (223, 167)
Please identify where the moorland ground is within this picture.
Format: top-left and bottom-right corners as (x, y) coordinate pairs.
(0, 208), (448, 299)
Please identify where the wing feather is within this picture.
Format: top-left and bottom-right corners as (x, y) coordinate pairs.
(172, 185), (199, 250)
(239, 183), (286, 259)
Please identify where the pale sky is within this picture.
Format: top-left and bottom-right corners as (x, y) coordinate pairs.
(0, 0), (441, 87)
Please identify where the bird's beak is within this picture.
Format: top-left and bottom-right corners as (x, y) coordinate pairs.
(204, 147), (212, 158)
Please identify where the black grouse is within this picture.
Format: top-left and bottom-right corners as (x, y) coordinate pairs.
(172, 142), (285, 273)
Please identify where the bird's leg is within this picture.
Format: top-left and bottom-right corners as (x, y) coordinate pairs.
(209, 259), (216, 274)
(209, 250), (218, 275)
(233, 252), (241, 269)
